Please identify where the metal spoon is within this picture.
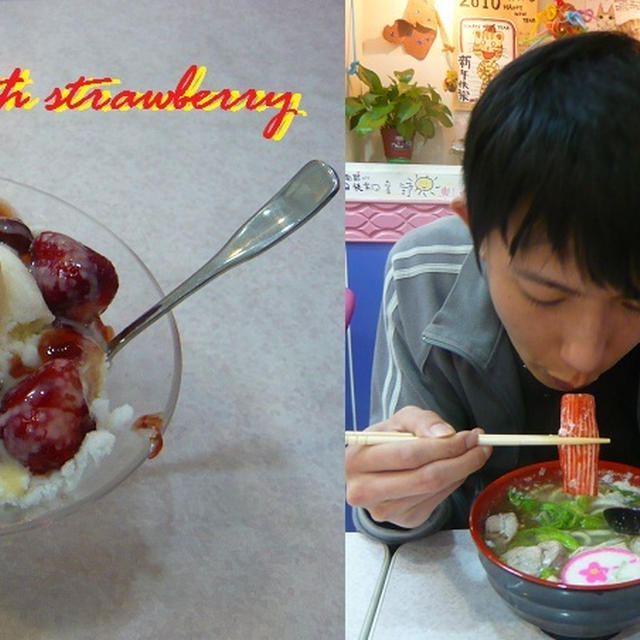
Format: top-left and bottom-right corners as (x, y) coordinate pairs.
(603, 507), (640, 535)
(106, 159), (339, 359)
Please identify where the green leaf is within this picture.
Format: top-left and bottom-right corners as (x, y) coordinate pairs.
(356, 65), (383, 93)
(348, 113), (361, 131)
(538, 502), (579, 529)
(423, 86), (442, 103)
(396, 120), (415, 141)
(355, 104), (394, 135)
(363, 93), (380, 108)
(437, 106), (454, 128)
(508, 487), (538, 511)
(401, 85), (420, 99)
(394, 69), (415, 84)
(395, 100), (421, 123)
(534, 527), (581, 551)
(387, 85), (399, 101)
(539, 567), (559, 580)
(424, 105), (453, 128)
(512, 526), (580, 552)
(580, 513), (607, 529)
(415, 117), (435, 140)
(345, 97), (365, 118)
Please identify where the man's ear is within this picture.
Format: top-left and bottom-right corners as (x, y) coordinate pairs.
(450, 194), (469, 225)
(450, 194), (485, 259)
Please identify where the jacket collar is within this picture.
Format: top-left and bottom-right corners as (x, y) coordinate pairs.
(421, 250), (504, 370)
(421, 248), (526, 427)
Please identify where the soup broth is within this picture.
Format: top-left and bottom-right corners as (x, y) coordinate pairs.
(484, 471), (640, 585)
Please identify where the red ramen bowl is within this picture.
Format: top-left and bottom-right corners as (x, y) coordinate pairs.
(469, 460), (640, 640)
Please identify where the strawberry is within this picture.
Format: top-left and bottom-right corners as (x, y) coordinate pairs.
(37, 325), (106, 401)
(0, 359), (96, 474)
(0, 216), (33, 257)
(31, 231), (119, 323)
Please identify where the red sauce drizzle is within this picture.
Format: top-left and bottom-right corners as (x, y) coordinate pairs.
(38, 327), (85, 362)
(0, 200), (17, 219)
(132, 413), (164, 459)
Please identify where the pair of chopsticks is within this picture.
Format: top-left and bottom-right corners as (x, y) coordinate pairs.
(344, 431), (610, 447)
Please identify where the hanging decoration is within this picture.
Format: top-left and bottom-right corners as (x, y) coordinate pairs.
(522, 1), (593, 49)
(544, 1), (590, 38)
(382, 0), (453, 61)
(346, 0), (360, 76)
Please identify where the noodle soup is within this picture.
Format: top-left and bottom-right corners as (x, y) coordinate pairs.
(470, 462), (640, 638)
(482, 465), (640, 586)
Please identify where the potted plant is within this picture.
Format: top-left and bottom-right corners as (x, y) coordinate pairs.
(346, 65), (453, 162)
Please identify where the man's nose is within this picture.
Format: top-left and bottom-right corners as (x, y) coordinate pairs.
(559, 312), (608, 376)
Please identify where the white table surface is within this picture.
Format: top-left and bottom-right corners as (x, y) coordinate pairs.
(368, 530), (640, 640)
(346, 532), (390, 640)
(0, 3), (344, 639)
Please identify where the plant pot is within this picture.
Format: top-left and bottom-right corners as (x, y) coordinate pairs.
(380, 127), (414, 163)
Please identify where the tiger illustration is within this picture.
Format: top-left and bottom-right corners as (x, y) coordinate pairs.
(473, 25), (504, 95)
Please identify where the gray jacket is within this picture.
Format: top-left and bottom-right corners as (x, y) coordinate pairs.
(353, 215), (528, 544)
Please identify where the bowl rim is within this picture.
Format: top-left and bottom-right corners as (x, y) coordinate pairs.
(469, 459), (640, 591)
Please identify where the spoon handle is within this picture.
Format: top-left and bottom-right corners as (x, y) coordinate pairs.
(107, 160), (339, 358)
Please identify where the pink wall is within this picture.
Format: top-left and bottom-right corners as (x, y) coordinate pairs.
(345, 201), (454, 243)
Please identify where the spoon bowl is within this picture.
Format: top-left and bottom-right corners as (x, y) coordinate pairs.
(603, 507), (640, 535)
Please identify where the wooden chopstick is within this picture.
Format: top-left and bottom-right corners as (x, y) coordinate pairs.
(344, 431), (611, 446)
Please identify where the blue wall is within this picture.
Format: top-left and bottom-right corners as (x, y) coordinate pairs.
(345, 241), (393, 531)
(345, 242), (393, 429)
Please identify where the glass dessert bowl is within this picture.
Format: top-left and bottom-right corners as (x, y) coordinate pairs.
(0, 177), (181, 534)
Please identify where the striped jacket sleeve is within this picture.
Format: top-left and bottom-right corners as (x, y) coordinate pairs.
(370, 234), (471, 424)
(354, 223), (474, 543)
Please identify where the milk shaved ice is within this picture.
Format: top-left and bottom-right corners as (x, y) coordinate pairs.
(0, 205), (136, 508)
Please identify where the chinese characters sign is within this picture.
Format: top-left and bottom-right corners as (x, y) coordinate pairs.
(344, 164), (462, 202)
(453, 1), (537, 109)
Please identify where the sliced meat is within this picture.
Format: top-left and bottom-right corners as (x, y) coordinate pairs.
(485, 512), (519, 547)
(539, 540), (567, 571)
(501, 540), (567, 577)
(501, 545), (544, 576)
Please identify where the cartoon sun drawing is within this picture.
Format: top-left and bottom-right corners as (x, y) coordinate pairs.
(414, 175), (437, 196)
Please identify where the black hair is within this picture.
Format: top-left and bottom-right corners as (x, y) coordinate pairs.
(463, 31), (640, 298)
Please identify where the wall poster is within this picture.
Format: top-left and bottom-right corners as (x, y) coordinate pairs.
(453, 1), (537, 109)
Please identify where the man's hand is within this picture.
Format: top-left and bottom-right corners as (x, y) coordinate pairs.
(345, 406), (492, 529)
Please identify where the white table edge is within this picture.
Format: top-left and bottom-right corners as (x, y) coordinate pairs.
(346, 532), (393, 640)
